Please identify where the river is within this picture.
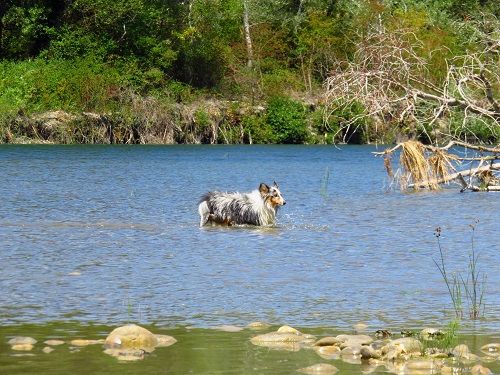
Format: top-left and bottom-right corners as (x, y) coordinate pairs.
(1, 145), (498, 374)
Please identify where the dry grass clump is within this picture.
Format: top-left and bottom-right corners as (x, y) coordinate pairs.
(396, 141), (457, 190)
(428, 149), (457, 180)
(399, 141), (434, 189)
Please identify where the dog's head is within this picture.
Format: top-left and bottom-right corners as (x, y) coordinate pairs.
(259, 181), (286, 207)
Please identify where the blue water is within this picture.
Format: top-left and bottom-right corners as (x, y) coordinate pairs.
(0, 145), (499, 331)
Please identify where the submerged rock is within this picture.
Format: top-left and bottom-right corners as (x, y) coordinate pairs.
(297, 363), (338, 374)
(8, 337), (37, 346)
(353, 322), (368, 333)
(314, 345), (341, 360)
(213, 325), (243, 332)
(246, 321), (271, 330)
(276, 325), (301, 335)
(314, 337), (341, 347)
(360, 345), (381, 360)
(44, 339), (65, 346)
(452, 344), (470, 357)
(42, 346), (55, 354)
(11, 344), (34, 351)
(155, 334), (177, 348)
(103, 324), (177, 361)
(104, 324), (158, 353)
(250, 326), (314, 351)
(471, 364), (492, 375)
(480, 343), (500, 357)
(404, 359), (443, 373)
(336, 334), (373, 348)
(381, 337), (423, 361)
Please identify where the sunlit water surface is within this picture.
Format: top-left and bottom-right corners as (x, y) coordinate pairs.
(0, 145), (498, 374)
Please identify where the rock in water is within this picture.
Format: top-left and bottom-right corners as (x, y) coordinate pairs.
(298, 363), (338, 374)
(104, 324), (158, 353)
(8, 337), (37, 345)
(44, 340), (65, 346)
(155, 334), (177, 348)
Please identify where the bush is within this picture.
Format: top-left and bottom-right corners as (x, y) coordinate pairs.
(266, 96), (308, 144)
(241, 113), (275, 144)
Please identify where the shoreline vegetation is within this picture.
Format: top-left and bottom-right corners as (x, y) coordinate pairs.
(1, 1), (499, 146)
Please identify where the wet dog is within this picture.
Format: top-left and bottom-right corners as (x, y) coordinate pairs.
(198, 182), (286, 226)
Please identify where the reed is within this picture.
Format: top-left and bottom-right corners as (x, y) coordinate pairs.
(460, 221), (486, 319)
(433, 223), (486, 320)
(433, 227), (463, 319)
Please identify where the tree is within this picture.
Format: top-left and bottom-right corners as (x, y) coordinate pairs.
(324, 13), (499, 144)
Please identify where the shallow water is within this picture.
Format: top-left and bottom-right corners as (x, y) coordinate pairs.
(0, 145), (499, 373)
(0, 323), (498, 375)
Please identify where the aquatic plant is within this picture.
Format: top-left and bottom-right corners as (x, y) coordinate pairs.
(434, 226), (463, 318)
(460, 221), (487, 319)
(433, 222), (486, 320)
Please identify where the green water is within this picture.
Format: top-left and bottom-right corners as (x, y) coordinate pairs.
(1, 323), (499, 374)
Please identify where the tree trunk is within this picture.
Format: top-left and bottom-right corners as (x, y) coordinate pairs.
(243, 0), (254, 68)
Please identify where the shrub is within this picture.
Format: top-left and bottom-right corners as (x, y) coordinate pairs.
(266, 96), (308, 144)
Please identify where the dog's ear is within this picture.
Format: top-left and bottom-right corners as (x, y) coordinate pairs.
(273, 181), (279, 188)
(259, 183), (270, 195)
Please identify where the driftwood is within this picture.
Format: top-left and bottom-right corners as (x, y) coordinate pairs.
(375, 141), (500, 192)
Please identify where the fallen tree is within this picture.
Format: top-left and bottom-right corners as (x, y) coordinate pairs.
(375, 140), (500, 192)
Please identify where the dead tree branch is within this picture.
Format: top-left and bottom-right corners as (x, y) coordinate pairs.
(324, 17), (500, 142)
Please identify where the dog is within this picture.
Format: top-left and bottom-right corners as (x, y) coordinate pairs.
(198, 182), (286, 227)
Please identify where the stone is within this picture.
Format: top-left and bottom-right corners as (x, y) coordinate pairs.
(404, 359), (442, 371)
(314, 337), (341, 347)
(246, 321), (271, 330)
(480, 343), (500, 357)
(440, 365), (454, 374)
(11, 344), (34, 351)
(360, 345), (381, 359)
(154, 334), (177, 348)
(42, 346), (54, 354)
(213, 325), (243, 332)
(104, 324), (158, 353)
(452, 344), (470, 357)
(276, 325), (301, 335)
(297, 363), (338, 374)
(336, 334), (373, 348)
(353, 322), (368, 332)
(471, 364), (492, 375)
(44, 339), (65, 346)
(314, 345), (341, 360)
(8, 336), (37, 345)
(382, 337), (423, 355)
(341, 345), (361, 357)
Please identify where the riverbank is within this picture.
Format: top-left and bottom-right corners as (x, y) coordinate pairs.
(1, 321), (498, 374)
(0, 96), (370, 145)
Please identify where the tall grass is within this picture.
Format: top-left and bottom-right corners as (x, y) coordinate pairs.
(460, 221), (486, 319)
(433, 227), (463, 318)
(433, 222), (486, 320)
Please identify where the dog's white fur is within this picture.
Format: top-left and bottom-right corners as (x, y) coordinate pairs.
(198, 182), (285, 227)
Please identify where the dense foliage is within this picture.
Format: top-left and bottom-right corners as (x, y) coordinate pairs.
(0, 0), (499, 144)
